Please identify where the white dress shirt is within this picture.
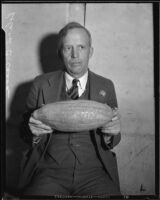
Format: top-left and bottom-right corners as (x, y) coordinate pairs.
(65, 71), (88, 97)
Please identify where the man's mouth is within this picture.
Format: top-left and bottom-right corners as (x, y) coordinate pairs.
(71, 61), (81, 66)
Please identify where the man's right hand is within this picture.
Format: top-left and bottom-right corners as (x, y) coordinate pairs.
(28, 116), (53, 137)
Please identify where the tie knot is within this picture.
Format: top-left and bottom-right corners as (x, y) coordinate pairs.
(72, 79), (79, 86)
(68, 78), (79, 100)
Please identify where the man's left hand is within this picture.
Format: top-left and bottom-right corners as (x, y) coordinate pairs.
(101, 108), (121, 136)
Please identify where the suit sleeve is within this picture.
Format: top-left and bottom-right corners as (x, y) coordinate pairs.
(103, 80), (121, 149)
(19, 77), (41, 146)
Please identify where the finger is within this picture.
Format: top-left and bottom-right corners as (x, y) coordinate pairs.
(102, 119), (121, 128)
(113, 107), (118, 111)
(112, 109), (120, 116)
(111, 115), (119, 121)
(101, 128), (120, 135)
(104, 123), (121, 131)
(33, 122), (52, 130)
(29, 117), (52, 130)
(101, 124), (121, 133)
(29, 122), (53, 131)
(104, 126), (120, 132)
(107, 129), (120, 135)
(39, 124), (53, 131)
(32, 129), (52, 135)
(112, 111), (120, 121)
(108, 122), (120, 129)
(29, 126), (53, 136)
(29, 116), (43, 125)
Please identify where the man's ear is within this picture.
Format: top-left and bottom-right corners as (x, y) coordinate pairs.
(89, 47), (94, 58)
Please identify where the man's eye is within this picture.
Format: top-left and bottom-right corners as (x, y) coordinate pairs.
(64, 47), (71, 51)
(79, 45), (85, 49)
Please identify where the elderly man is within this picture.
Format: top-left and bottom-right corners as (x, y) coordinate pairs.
(19, 22), (121, 197)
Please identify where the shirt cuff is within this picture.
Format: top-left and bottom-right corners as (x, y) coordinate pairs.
(104, 135), (112, 143)
(32, 136), (42, 145)
(103, 135), (114, 149)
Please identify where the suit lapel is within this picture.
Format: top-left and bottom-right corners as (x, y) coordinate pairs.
(43, 71), (65, 104)
(89, 70), (107, 103)
(89, 70), (118, 183)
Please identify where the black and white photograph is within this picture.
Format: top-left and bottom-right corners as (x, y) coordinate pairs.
(2, 2), (159, 199)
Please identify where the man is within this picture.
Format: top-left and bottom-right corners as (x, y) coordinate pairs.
(19, 22), (121, 197)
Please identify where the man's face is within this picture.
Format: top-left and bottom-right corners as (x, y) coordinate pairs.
(61, 28), (93, 78)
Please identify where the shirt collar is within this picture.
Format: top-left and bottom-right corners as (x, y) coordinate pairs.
(65, 71), (88, 91)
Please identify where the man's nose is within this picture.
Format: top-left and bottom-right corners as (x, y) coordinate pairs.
(71, 47), (79, 58)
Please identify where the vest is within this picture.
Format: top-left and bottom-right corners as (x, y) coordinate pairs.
(42, 76), (102, 169)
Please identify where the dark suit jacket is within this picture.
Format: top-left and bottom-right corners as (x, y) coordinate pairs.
(19, 69), (121, 191)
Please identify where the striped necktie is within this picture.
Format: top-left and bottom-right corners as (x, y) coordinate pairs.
(68, 79), (79, 100)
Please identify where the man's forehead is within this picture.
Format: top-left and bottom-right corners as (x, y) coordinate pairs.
(66, 27), (88, 36)
(63, 28), (90, 43)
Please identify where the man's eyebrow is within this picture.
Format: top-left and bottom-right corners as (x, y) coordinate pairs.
(63, 44), (72, 46)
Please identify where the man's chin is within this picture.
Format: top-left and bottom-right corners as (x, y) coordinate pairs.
(70, 66), (82, 73)
(70, 69), (84, 78)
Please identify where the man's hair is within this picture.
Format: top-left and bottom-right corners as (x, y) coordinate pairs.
(57, 22), (92, 59)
